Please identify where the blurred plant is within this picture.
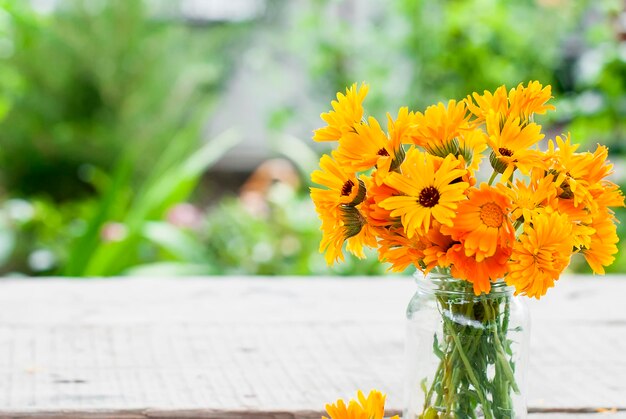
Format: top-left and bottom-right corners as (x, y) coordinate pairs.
(552, 0), (626, 151)
(0, 0), (249, 275)
(289, 0), (589, 119)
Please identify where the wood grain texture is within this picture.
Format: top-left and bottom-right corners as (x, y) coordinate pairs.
(0, 275), (624, 418)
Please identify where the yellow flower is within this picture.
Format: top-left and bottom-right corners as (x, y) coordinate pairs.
(486, 113), (545, 182)
(335, 116), (400, 173)
(501, 173), (559, 224)
(590, 181), (625, 209)
(467, 81), (555, 123)
(314, 83), (369, 142)
(316, 204), (376, 265)
(508, 80), (556, 121)
(388, 106), (418, 149)
(323, 390), (399, 419)
(507, 210), (573, 298)
(411, 100), (471, 157)
(380, 149), (468, 237)
(442, 183), (515, 262)
(581, 211), (620, 275)
(548, 134), (614, 210)
(458, 128), (488, 175)
(310, 155), (376, 264)
(323, 399), (368, 419)
(311, 154), (365, 208)
(466, 85), (509, 122)
(346, 201), (379, 259)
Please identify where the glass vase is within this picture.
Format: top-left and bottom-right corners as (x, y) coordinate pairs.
(404, 269), (530, 419)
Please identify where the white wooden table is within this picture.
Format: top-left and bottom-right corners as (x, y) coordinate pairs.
(0, 276), (624, 418)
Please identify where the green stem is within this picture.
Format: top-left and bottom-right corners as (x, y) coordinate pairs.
(493, 318), (520, 394)
(448, 323), (494, 419)
(419, 283), (520, 418)
(488, 170), (498, 186)
(423, 358), (444, 411)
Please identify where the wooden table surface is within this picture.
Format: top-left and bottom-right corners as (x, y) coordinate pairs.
(0, 276), (624, 418)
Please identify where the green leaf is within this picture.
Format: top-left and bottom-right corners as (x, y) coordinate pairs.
(142, 222), (207, 263)
(432, 333), (444, 359)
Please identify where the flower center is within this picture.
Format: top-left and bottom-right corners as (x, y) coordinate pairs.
(341, 180), (355, 196)
(480, 202), (504, 228)
(377, 148), (390, 156)
(498, 147), (514, 157)
(418, 186), (440, 208)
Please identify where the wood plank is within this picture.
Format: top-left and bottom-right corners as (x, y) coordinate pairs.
(1, 409), (625, 419)
(0, 276), (624, 417)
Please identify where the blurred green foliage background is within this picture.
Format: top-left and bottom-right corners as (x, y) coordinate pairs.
(0, 0), (624, 277)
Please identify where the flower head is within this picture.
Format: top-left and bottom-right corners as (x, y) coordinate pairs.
(442, 183), (515, 262)
(335, 116), (400, 173)
(501, 173), (559, 224)
(548, 134), (614, 210)
(486, 114), (545, 182)
(467, 81), (555, 123)
(310, 155), (376, 264)
(507, 210), (573, 298)
(581, 210), (620, 275)
(316, 204), (376, 265)
(311, 154), (366, 208)
(447, 243), (511, 295)
(411, 100), (471, 158)
(380, 149), (468, 237)
(314, 83), (369, 142)
(323, 390), (399, 419)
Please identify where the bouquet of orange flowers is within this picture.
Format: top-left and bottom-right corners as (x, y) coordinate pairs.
(311, 81), (622, 297)
(311, 81), (623, 418)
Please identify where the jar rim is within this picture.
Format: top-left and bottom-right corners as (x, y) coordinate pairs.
(413, 269), (514, 296)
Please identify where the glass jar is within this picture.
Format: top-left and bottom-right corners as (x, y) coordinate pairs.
(404, 270), (530, 419)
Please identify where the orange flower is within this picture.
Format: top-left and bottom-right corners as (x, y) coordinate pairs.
(507, 210), (573, 298)
(447, 244), (511, 295)
(377, 227), (427, 272)
(421, 227), (456, 273)
(377, 223), (455, 273)
(361, 178), (398, 228)
(314, 83), (369, 142)
(442, 184), (515, 262)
